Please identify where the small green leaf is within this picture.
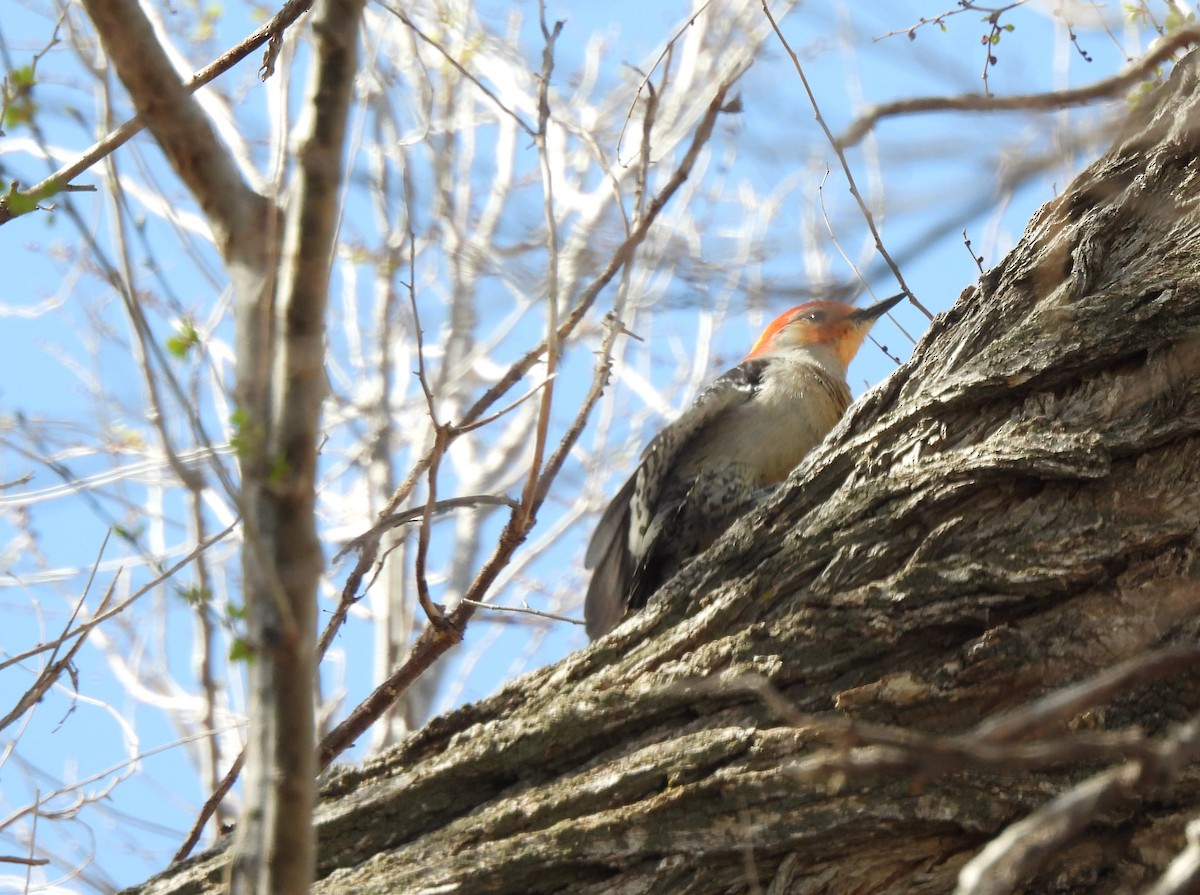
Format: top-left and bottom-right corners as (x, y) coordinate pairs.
(9, 66), (33, 89)
(230, 407), (256, 457)
(226, 601), (247, 621)
(107, 424), (146, 451)
(166, 318), (201, 358)
(179, 585), (212, 606)
(112, 523), (145, 543)
(4, 65), (37, 129)
(1003, 23), (1015, 32)
(229, 637), (254, 662)
(1164, 7), (1194, 31)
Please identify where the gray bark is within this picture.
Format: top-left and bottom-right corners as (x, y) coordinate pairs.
(123, 49), (1200, 895)
(229, 0), (364, 891)
(81, 0), (364, 890)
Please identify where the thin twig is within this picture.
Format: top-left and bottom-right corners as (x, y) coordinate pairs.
(762, 2), (933, 321)
(963, 228), (986, 273)
(405, 230), (450, 630)
(517, 4), (564, 528)
(873, 0), (1028, 43)
(1, 535), (116, 733)
(533, 310), (626, 508)
(24, 789), (40, 892)
(459, 598), (583, 626)
(977, 3), (1030, 97)
(172, 747), (245, 863)
(616, 0), (711, 166)
(0, 472), (34, 491)
(816, 168), (863, 290)
(632, 66), (662, 218)
(376, 1), (536, 137)
(0, 0), (314, 224)
(408, 244), (435, 411)
(0, 522), (237, 672)
(413, 426), (450, 629)
(816, 168), (914, 352)
(333, 495), (523, 562)
(454, 374), (558, 435)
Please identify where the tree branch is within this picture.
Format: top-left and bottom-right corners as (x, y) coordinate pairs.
(839, 25), (1200, 148)
(78, 0), (272, 251)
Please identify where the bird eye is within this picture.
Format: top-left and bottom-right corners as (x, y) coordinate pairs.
(805, 309), (826, 323)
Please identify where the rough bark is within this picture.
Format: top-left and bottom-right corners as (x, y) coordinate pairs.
(124, 50), (1200, 895)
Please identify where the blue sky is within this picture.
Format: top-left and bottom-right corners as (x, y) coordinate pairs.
(0, 0), (1170, 890)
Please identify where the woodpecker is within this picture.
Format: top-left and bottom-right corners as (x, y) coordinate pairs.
(584, 293), (904, 639)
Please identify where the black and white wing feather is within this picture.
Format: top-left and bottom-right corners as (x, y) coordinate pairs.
(583, 359), (769, 638)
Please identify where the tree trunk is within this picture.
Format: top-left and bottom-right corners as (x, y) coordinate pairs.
(228, 1), (363, 891)
(124, 48), (1200, 895)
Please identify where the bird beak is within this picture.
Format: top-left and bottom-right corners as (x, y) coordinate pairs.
(850, 292), (905, 323)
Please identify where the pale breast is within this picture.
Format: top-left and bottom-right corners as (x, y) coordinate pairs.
(679, 361), (850, 485)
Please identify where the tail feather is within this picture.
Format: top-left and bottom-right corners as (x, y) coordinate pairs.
(584, 477), (636, 639)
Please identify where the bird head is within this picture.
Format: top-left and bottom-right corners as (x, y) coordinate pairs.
(745, 292), (904, 371)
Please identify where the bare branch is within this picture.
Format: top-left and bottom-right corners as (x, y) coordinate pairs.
(316, 74), (746, 770)
(77, 0), (272, 250)
(413, 426), (451, 629)
(230, 0), (365, 886)
(1143, 817), (1200, 895)
(839, 25), (1200, 148)
(956, 714), (1200, 895)
(616, 0), (713, 166)
(516, 4), (565, 526)
(173, 747), (245, 864)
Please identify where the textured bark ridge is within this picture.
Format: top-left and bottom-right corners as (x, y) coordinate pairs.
(127, 53), (1200, 895)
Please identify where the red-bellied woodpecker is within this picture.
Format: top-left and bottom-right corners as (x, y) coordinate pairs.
(584, 293), (904, 639)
